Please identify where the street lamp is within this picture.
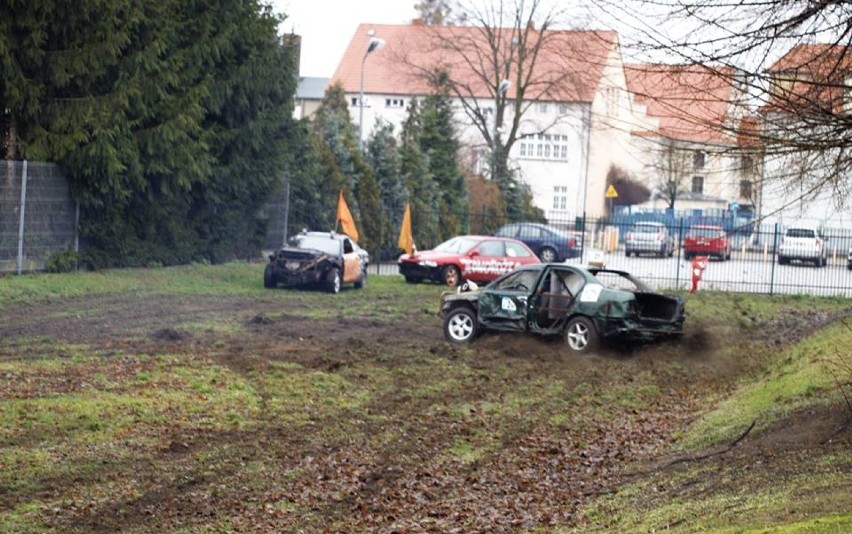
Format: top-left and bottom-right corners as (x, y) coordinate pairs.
(359, 33), (385, 150)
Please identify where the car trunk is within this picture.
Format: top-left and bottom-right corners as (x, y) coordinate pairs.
(634, 292), (681, 322)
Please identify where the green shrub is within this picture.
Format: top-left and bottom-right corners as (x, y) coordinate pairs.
(44, 251), (79, 273)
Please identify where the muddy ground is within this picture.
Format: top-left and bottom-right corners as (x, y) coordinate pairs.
(0, 289), (850, 532)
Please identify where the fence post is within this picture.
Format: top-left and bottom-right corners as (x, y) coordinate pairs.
(675, 217), (683, 289)
(16, 160), (28, 275)
(769, 223), (778, 296)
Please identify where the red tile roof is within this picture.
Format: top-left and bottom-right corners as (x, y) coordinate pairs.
(331, 23), (617, 103)
(625, 63), (738, 144)
(763, 44), (852, 115)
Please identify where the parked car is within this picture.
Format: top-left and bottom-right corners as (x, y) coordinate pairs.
(440, 263), (685, 353)
(264, 231), (369, 293)
(625, 221), (674, 258)
(777, 221), (828, 267)
(493, 222), (580, 262)
(398, 235), (539, 286)
(683, 224), (731, 260)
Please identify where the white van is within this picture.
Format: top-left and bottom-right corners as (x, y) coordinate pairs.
(777, 221), (827, 267)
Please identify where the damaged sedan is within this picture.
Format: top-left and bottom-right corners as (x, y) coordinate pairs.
(440, 263), (685, 353)
(265, 231), (369, 293)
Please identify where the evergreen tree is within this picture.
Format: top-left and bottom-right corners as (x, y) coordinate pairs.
(399, 98), (440, 249)
(420, 71), (467, 242)
(366, 120), (407, 258)
(0, 0), (299, 266)
(311, 82), (382, 252)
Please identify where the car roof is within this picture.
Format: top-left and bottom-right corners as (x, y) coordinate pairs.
(689, 224), (723, 229)
(633, 221), (664, 226)
(302, 231), (346, 241)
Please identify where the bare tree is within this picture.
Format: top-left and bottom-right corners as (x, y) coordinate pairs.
(400, 0), (609, 217)
(586, 0), (852, 218)
(654, 138), (692, 211)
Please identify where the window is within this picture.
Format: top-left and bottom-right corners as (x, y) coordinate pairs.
(741, 155), (754, 175)
(537, 144), (543, 157)
(538, 103), (548, 113)
(505, 241), (534, 258)
(553, 186), (568, 211)
(351, 97), (358, 106)
(693, 151), (705, 169)
(740, 180), (753, 199)
(385, 98), (405, 108)
(520, 143), (527, 157)
(558, 104), (569, 115)
(493, 268), (539, 290)
(544, 145), (551, 158)
(692, 175), (704, 194)
(476, 240), (505, 256)
(560, 145), (568, 159)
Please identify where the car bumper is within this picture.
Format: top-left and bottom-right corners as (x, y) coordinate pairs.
(399, 262), (440, 281)
(270, 264), (325, 287)
(685, 246), (726, 256)
(626, 242), (666, 253)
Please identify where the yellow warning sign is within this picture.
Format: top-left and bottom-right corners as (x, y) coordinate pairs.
(605, 185), (618, 198)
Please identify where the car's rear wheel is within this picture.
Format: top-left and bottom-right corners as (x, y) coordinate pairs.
(263, 264), (276, 288)
(325, 268), (341, 294)
(564, 316), (599, 353)
(539, 247), (557, 263)
(444, 307), (477, 343)
(442, 265), (461, 286)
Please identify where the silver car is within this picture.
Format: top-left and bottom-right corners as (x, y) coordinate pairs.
(625, 221), (674, 258)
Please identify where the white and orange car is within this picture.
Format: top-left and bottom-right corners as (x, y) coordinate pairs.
(265, 231), (369, 293)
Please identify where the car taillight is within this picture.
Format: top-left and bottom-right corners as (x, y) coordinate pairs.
(815, 238), (822, 250)
(656, 234), (663, 242)
(626, 232), (633, 240)
(569, 238), (577, 248)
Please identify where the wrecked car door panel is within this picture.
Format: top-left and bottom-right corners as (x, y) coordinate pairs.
(343, 253), (361, 282)
(477, 267), (542, 331)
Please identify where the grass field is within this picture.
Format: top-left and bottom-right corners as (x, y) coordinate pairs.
(0, 263), (850, 532)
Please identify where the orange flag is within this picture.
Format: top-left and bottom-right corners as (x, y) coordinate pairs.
(336, 190), (359, 241)
(397, 200), (414, 255)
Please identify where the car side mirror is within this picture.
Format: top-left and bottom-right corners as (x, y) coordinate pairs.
(469, 250), (480, 257)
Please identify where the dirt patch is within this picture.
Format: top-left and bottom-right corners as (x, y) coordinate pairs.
(0, 290), (848, 533)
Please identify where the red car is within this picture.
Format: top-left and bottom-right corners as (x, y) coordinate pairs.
(683, 225), (731, 260)
(398, 235), (540, 286)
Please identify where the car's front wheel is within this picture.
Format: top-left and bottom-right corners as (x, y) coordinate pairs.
(442, 265), (461, 286)
(444, 307), (478, 343)
(263, 264), (276, 289)
(325, 268), (341, 294)
(564, 316), (599, 353)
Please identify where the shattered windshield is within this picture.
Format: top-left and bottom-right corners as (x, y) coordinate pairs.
(291, 235), (340, 255)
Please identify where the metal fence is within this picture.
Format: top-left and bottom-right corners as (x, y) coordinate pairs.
(365, 212), (852, 298)
(1, 160), (78, 273)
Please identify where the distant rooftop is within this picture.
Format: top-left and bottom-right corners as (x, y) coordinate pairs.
(297, 77), (329, 100)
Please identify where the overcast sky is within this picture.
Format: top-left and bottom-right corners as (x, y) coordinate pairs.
(272, 0), (419, 78)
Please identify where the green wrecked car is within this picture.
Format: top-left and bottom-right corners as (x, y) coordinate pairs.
(439, 263), (685, 353)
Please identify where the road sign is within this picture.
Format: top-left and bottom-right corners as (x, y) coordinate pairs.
(605, 185), (618, 198)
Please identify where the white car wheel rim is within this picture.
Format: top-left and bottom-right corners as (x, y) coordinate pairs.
(449, 314), (473, 341)
(568, 323), (588, 350)
(334, 275), (340, 292)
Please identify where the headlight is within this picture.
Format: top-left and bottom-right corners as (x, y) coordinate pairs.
(419, 260), (438, 267)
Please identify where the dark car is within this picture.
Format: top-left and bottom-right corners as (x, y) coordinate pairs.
(398, 235), (539, 286)
(683, 225), (731, 260)
(440, 263), (685, 353)
(494, 222), (580, 262)
(265, 231), (369, 293)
